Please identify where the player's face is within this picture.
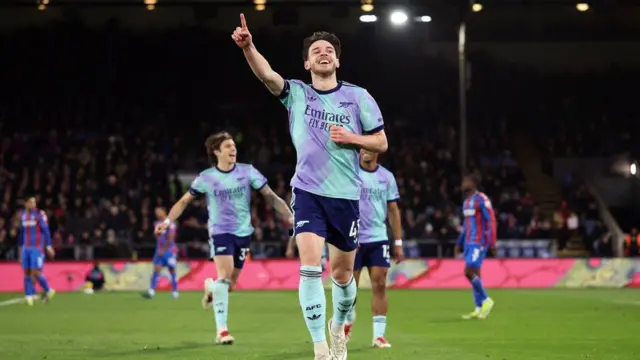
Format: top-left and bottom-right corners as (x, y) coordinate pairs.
(155, 207), (166, 220)
(305, 40), (340, 77)
(461, 177), (475, 194)
(360, 149), (377, 163)
(25, 197), (36, 210)
(216, 139), (237, 164)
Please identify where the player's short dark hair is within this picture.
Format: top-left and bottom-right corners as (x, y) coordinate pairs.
(463, 173), (481, 188)
(205, 131), (233, 164)
(302, 31), (342, 61)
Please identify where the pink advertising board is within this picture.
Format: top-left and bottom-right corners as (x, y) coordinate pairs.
(1, 258), (638, 292)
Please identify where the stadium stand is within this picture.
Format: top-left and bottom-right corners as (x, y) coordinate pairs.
(1, 21), (638, 260)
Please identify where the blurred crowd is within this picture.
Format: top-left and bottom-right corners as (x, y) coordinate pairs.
(1, 22), (636, 260)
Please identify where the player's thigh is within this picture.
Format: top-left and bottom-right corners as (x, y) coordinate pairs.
(214, 255), (235, 279)
(366, 242), (390, 291)
(164, 251), (178, 271)
(296, 232), (326, 267)
(30, 251), (44, 273)
(324, 197), (360, 254)
(464, 246), (484, 270)
(22, 250), (33, 275)
(232, 236), (252, 270)
(291, 188), (328, 266)
(211, 234), (237, 278)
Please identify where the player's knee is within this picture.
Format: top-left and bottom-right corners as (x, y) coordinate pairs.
(371, 277), (386, 294)
(331, 268), (353, 284)
(464, 268), (474, 280)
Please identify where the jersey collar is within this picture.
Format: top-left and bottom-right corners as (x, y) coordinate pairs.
(215, 164), (236, 174)
(360, 164), (379, 173)
(311, 81), (343, 95)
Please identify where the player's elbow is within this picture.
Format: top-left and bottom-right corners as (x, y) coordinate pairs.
(376, 132), (388, 153)
(365, 132), (387, 153)
(261, 73), (285, 96)
(378, 139), (388, 153)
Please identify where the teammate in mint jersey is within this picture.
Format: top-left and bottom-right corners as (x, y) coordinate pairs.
(154, 131), (293, 346)
(455, 174), (497, 320)
(142, 207), (179, 299)
(344, 149), (404, 349)
(234, 14), (388, 360)
(18, 195), (56, 306)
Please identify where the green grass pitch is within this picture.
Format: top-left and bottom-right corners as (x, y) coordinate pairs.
(1, 289), (639, 360)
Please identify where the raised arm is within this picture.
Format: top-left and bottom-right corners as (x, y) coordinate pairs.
(232, 13), (285, 96)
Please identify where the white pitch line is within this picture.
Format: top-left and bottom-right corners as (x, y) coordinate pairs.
(0, 297), (26, 307)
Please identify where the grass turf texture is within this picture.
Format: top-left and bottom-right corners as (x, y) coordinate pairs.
(1, 289), (639, 360)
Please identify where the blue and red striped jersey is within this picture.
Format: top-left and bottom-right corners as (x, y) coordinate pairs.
(155, 221), (177, 254)
(457, 192), (497, 248)
(19, 209), (52, 250)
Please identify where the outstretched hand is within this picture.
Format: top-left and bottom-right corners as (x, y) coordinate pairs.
(231, 13), (253, 49)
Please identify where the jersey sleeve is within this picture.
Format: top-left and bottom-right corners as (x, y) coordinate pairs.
(278, 79), (305, 109)
(386, 173), (400, 202)
(189, 174), (207, 197)
(359, 89), (384, 134)
(479, 197), (497, 246)
(18, 219), (25, 247)
(38, 210), (52, 247)
(457, 226), (466, 248)
(249, 165), (268, 190)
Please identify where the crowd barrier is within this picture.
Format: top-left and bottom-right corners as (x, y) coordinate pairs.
(1, 258), (639, 292)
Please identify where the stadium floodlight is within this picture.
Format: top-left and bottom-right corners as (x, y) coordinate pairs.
(254, 0), (266, 11)
(472, 3), (483, 13)
(631, 163), (637, 176)
(576, 2), (590, 12)
(416, 15), (432, 23)
(359, 15), (378, 23)
(144, 0), (156, 11)
(361, 0), (374, 12)
(37, 0), (48, 10)
(389, 10), (408, 25)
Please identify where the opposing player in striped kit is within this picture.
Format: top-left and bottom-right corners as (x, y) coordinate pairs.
(18, 196), (56, 306)
(455, 174), (497, 320)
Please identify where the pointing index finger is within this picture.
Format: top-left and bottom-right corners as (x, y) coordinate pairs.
(240, 13), (247, 29)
